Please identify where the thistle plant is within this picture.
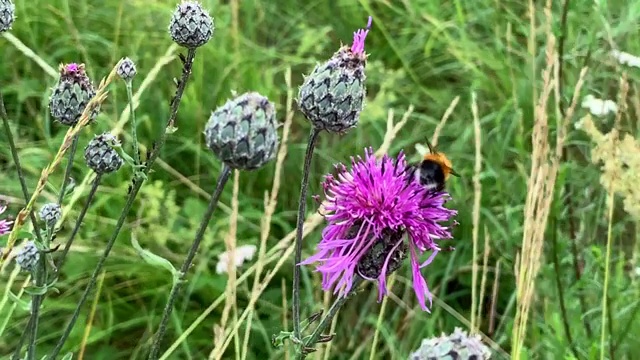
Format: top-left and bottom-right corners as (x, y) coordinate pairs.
(148, 91), (279, 359)
(0, 0), (15, 33)
(0, 202), (13, 235)
(409, 328), (492, 360)
(290, 16), (372, 353)
(284, 149), (458, 358)
(0, 1), (218, 358)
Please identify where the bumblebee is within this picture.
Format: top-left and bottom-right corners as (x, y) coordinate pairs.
(411, 138), (459, 192)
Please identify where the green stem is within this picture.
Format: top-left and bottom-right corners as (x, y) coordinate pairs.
(125, 81), (140, 165)
(147, 164), (232, 360)
(292, 128), (321, 346)
(1, 92), (47, 359)
(47, 48), (199, 360)
(11, 315), (34, 360)
(0, 95), (44, 244)
(297, 276), (364, 360)
(57, 135), (79, 204)
(55, 175), (102, 272)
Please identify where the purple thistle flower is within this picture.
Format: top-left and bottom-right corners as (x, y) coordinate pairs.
(350, 16), (372, 54)
(301, 148), (458, 311)
(0, 202), (14, 236)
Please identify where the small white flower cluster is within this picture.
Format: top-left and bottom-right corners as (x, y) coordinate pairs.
(215, 244), (257, 274)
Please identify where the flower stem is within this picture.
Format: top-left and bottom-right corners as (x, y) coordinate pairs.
(57, 135), (79, 204)
(297, 276), (364, 360)
(148, 164), (232, 359)
(1, 92), (47, 359)
(0, 93), (44, 244)
(47, 48), (199, 360)
(55, 174), (102, 272)
(292, 128), (321, 345)
(125, 82), (140, 165)
(11, 315), (34, 360)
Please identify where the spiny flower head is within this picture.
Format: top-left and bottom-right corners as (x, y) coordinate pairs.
(0, 0), (15, 33)
(301, 148), (458, 311)
(117, 57), (137, 82)
(49, 63), (99, 126)
(39, 203), (61, 228)
(0, 202), (13, 236)
(297, 16), (372, 134)
(15, 240), (39, 272)
(409, 327), (492, 359)
(168, 1), (214, 48)
(204, 91), (279, 170)
(84, 132), (124, 174)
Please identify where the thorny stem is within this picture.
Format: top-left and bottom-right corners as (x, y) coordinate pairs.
(292, 128), (321, 346)
(147, 164), (232, 360)
(57, 135), (79, 204)
(48, 48), (199, 360)
(297, 276), (365, 360)
(55, 175), (102, 272)
(125, 81), (140, 165)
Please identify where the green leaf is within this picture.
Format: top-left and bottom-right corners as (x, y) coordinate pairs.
(24, 285), (48, 296)
(8, 291), (31, 311)
(60, 353), (74, 360)
(131, 235), (178, 278)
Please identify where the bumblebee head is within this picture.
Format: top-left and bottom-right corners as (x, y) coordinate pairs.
(424, 138), (460, 180)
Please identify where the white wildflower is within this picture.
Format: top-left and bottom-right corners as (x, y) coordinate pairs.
(611, 50), (640, 68)
(581, 94), (618, 117)
(215, 244), (257, 274)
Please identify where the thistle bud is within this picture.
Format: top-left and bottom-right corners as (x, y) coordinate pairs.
(204, 92), (279, 170)
(0, 0), (15, 33)
(39, 203), (61, 228)
(15, 241), (39, 272)
(409, 328), (492, 360)
(168, 1), (214, 49)
(297, 16), (372, 134)
(84, 132), (124, 175)
(49, 63), (99, 126)
(117, 57), (137, 82)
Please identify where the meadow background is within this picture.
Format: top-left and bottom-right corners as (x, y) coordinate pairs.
(1, 0), (640, 359)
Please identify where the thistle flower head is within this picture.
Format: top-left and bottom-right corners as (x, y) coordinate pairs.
(409, 327), (492, 360)
(168, 1), (214, 48)
(84, 132), (124, 175)
(0, 0), (15, 33)
(297, 16), (372, 134)
(49, 63), (99, 126)
(301, 148), (458, 311)
(39, 203), (61, 228)
(15, 240), (39, 272)
(117, 57), (137, 82)
(0, 202), (13, 236)
(204, 92), (279, 170)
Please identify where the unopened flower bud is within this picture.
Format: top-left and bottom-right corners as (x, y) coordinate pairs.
(84, 132), (124, 174)
(297, 16), (372, 134)
(16, 241), (39, 272)
(168, 1), (214, 48)
(117, 57), (137, 82)
(0, 0), (15, 33)
(39, 203), (61, 228)
(409, 327), (491, 360)
(49, 63), (99, 126)
(204, 92), (279, 170)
